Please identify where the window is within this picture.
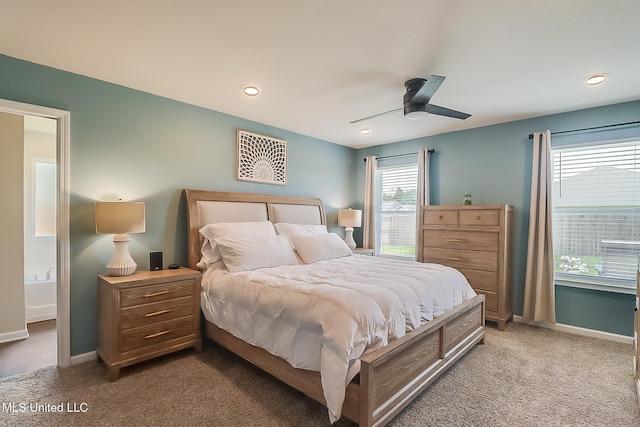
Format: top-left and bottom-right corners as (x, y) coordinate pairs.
(376, 161), (418, 258)
(33, 158), (56, 239)
(551, 139), (640, 293)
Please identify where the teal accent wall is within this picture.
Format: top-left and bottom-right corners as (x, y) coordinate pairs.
(356, 100), (640, 336)
(0, 54), (357, 355)
(555, 285), (633, 336)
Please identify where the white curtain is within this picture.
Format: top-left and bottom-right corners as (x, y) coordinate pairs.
(523, 130), (556, 324)
(363, 156), (378, 251)
(415, 148), (432, 260)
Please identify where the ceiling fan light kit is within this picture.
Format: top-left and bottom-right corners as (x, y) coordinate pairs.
(403, 103), (429, 120)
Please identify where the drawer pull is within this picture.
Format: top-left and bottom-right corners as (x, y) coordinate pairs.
(448, 257), (464, 261)
(476, 216), (481, 220)
(447, 238), (467, 243)
(145, 330), (172, 339)
(145, 309), (174, 317)
(143, 290), (175, 298)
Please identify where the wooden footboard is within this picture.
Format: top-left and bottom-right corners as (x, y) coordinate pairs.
(357, 294), (485, 426)
(204, 294), (485, 426)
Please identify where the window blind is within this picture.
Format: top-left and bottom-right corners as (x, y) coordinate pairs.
(551, 139), (640, 290)
(376, 163), (418, 257)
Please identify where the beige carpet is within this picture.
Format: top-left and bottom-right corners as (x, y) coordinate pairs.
(1, 322), (639, 427)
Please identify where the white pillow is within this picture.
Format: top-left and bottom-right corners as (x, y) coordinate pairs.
(216, 235), (298, 273)
(291, 233), (353, 264)
(274, 223), (328, 252)
(274, 223), (328, 237)
(199, 221), (276, 268)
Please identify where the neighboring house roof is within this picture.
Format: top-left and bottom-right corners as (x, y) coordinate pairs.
(553, 165), (640, 207)
(381, 201), (415, 212)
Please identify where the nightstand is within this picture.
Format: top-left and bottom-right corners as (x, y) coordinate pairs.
(97, 268), (201, 381)
(353, 248), (374, 256)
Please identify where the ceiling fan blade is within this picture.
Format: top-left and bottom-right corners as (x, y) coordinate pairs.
(409, 75), (446, 104)
(426, 103), (471, 120)
(349, 107), (403, 124)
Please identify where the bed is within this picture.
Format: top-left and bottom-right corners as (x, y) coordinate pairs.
(184, 189), (486, 426)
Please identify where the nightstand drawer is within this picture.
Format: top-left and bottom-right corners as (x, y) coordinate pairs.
(120, 295), (194, 330)
(353, 248), (374, 256)
(120, 280), (195, 307)
(121, 316), (194, 353)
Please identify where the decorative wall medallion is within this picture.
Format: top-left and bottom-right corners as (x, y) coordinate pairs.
(237, 130), (287, 185)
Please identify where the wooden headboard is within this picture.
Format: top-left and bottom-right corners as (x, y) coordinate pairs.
(183, 189), (326, 270)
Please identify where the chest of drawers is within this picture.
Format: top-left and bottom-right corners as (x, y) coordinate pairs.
(97, 268), (201, 381)
(419, 204), (513, 330)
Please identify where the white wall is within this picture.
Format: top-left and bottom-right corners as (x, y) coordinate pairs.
(0, 112), (26, 342)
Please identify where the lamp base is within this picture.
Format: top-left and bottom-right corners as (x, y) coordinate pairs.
(107, 234), (137, 276)
(343, 227), (356, 250)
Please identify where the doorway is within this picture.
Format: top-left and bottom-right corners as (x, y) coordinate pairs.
(0, 99), (70, 374)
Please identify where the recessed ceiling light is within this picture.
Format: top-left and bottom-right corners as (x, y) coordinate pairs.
(585, 74), (606, 86)
(243, 86), (260, 96)
(360, 128), (372, 135)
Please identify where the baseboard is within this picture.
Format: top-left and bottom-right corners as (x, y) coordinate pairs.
(66, 322), (632, 366)
(70, 350), (96, 365)
(513, 315), (633, 345)
(0, 326), (29, 344)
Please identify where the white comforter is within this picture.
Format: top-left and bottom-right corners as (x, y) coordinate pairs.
(200, 254), (476, 423)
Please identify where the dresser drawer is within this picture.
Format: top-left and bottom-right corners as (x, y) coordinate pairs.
(475, 290), (497, 313)
(120, 316), (194, 353)
(457, 268), (498, 292)
(120, 295), (194, 330)
(423, 230), (498, 252)
(459, 209), (500, 226)
(120, 280), (195, 308)
(423, 209), (458, 225)
(423, 247), (498, 272)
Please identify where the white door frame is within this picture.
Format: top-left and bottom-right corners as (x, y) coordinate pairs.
(0, 98), (71, 368)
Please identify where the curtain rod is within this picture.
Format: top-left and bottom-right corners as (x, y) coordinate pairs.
(527, 120), (640, 139)
(363, 149), (435, 162)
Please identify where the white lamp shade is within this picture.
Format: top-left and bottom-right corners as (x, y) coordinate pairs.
(338, 209), (362, 228)
(95, 202), (145, 234)
(95, 201), (145, 277)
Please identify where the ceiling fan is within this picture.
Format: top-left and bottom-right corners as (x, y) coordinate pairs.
(350, 75), (471, 124)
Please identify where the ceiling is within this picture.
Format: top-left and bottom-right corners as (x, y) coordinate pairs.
(1, 0), (639, 148)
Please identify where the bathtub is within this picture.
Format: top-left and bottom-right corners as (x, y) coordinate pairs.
(24, 271), (57, 323)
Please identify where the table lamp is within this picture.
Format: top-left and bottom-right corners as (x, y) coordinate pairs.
(338, 208), (362, 250)
(95, 201), (145, 276)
